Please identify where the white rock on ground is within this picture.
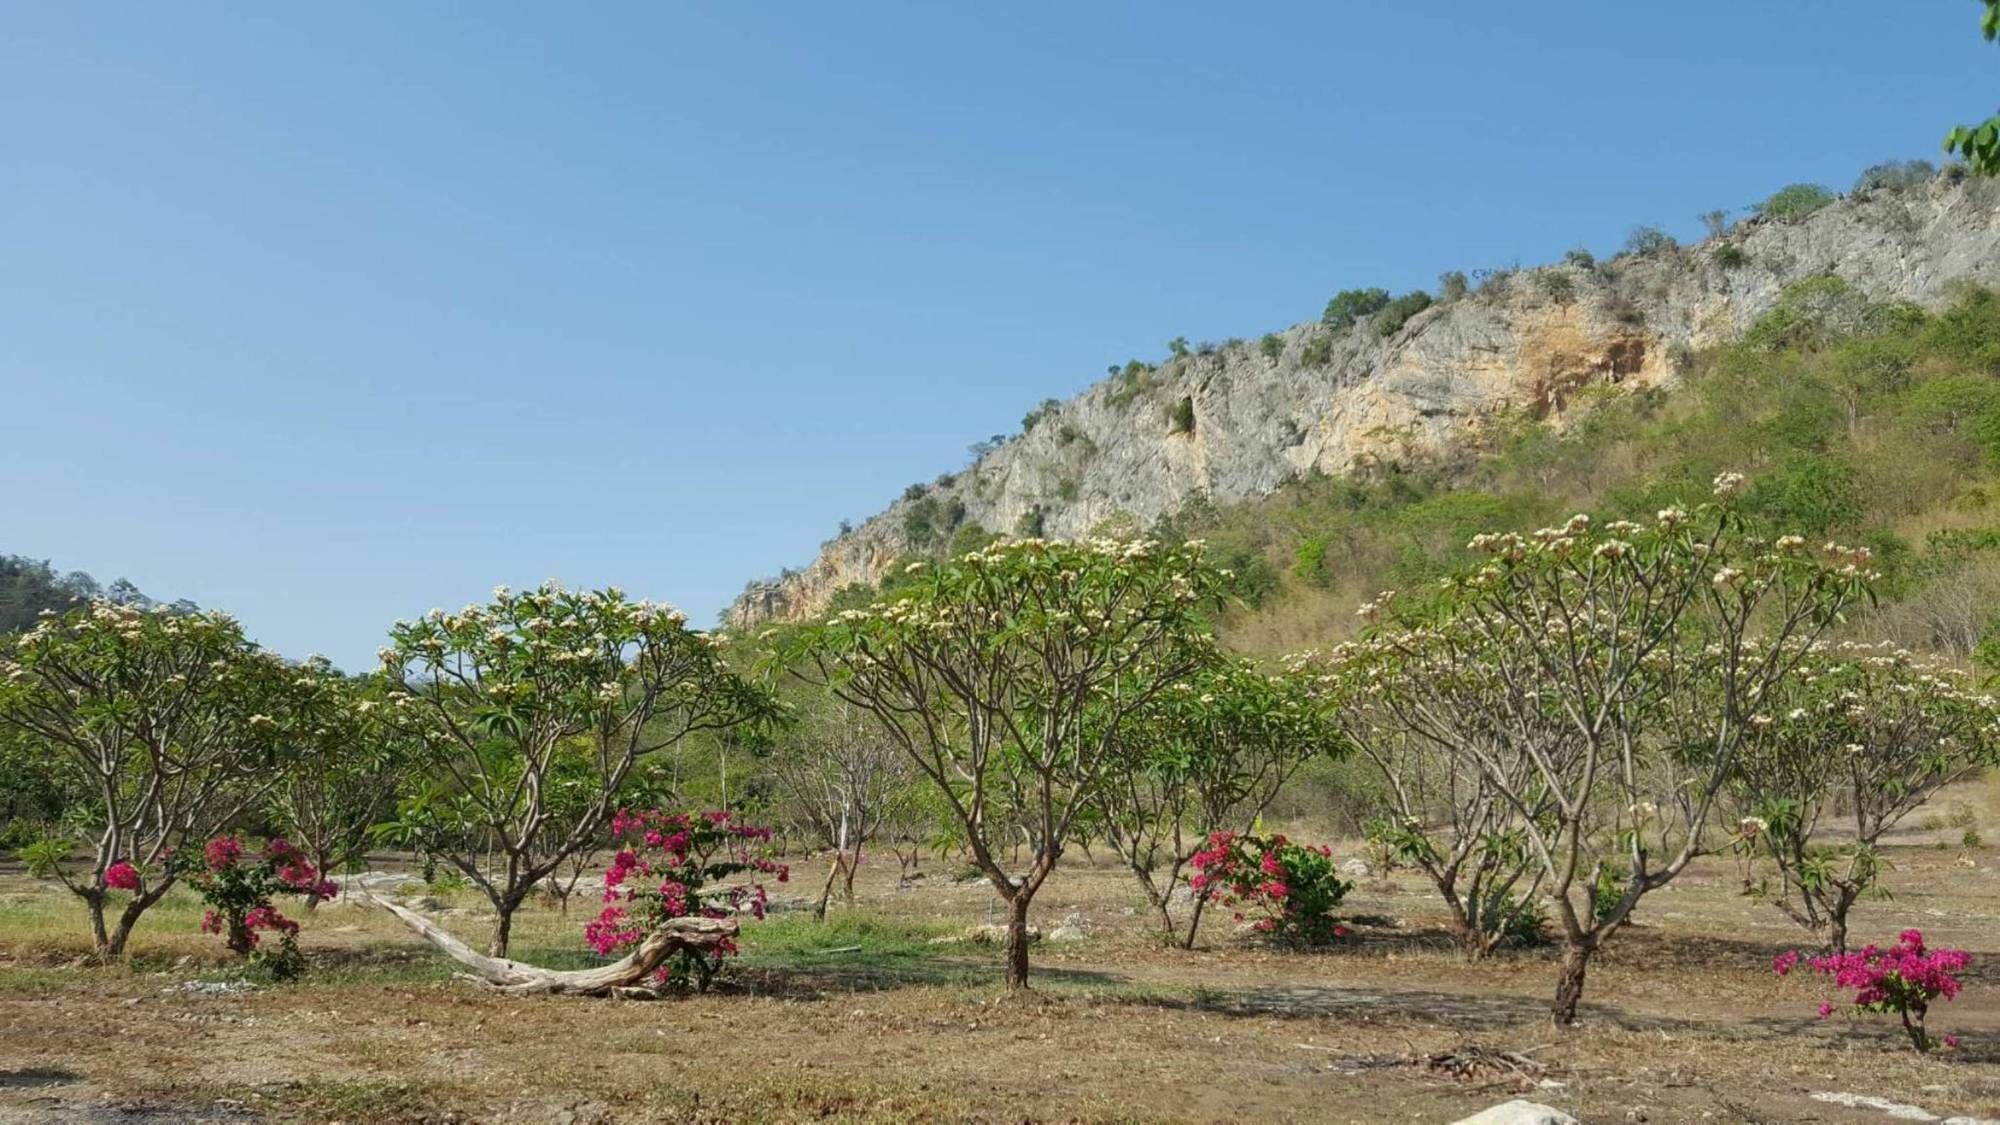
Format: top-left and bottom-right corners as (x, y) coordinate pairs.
(1451, 1101), (1580, 1125)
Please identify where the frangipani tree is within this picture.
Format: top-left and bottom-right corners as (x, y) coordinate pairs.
(1354, 475), (1874, 1025)
(1321, 639), (1559, 959)
(266, 659), (414, 908)
(375, 582), (772, 956)
(767, 698), (918, 918)
(1093, 656), (1341, 947)
(789, 538), (1224, 989)
(0, 602), (293, 957)
(1731, 641), (2000, 951)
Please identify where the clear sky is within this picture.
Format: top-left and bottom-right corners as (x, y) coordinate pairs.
(2, 2), (1988, 669)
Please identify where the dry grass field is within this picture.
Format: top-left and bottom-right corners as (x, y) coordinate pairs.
(3, 789), (1999, 1123)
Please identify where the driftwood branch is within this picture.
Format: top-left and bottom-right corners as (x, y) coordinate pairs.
(362, 892), (737, 997)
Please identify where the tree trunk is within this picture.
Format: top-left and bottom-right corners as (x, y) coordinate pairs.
(84, 891), (111, 957)
(1003, 894), (1033, 990)
(841, 845), (862, 905)
(304, 848), (337, 911)
(1826, 885), (1860, 954)
(1551, 941), (1594, 1026)
(1180, 892), (1209, 951)
(365, 893), (737, 997)
(487, 894), (522, 957)
(99, 883), (171, 960)
(813, 854), (842, 922)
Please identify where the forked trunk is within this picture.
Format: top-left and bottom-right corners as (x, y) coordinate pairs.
(1551, 941), (1594, 1026)
(841, 845), (861, 904)
(1003, 894), (1033, 990)
(813, 854), (842, 921)
(94, 885), (167, 960)
(487, 893), (524, 957)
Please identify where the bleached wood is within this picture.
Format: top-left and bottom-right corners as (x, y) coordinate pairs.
(362, 892), (736, 996)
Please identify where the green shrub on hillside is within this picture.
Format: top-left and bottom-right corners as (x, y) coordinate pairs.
(1623, 227), (1676, 255)
(1323, 288), (1391, 331)
(1759, 183), (1837, 221)
(1374, 291), (1433, 337)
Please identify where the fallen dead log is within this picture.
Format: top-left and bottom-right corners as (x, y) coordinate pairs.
(361, 892), (737, 997)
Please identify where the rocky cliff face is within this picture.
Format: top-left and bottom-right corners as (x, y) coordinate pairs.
(729, 176), (2000, 627)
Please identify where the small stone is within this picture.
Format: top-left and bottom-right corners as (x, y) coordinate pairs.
(1451, 1101), (1579, 1125)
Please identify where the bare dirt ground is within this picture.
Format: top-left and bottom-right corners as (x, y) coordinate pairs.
(4, 800), (1999, 1122)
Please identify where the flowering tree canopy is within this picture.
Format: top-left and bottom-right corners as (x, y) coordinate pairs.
(766, 699), (919, 918)
(788, 537), (1225, 989)
(1189, 830), (1351, 945)
(1732, 642), (2000, 950)
(264, 658), (415, 908)
(1775, 929), (1970, 1052)
(1091, 657), (1343, 947)
(1322, 640), (1556, 959)
(1339, 475), (1875, 1025)
(589, 808), (786, 991)
(174, 835), (335, 978)
(375, 581), (773, 956)
(0, 601), (295, 957)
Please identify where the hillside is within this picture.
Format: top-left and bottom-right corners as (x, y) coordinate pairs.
(728, 172), (2000, 628)
(0, 554), (179, 635)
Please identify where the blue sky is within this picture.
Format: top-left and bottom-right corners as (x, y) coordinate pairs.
(2, 2), (1988, 668)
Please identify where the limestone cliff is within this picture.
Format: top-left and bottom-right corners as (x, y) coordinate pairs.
(729, 176), (2000, 627)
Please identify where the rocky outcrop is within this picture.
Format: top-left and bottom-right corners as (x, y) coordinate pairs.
(729, 176), (2000, 627)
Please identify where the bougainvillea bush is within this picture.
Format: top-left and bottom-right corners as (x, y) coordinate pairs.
(586, 809), (787, 990)
(172, 835), (337, 979)
(1189, 829), (1351, 946)
(1774, 929), (1968, 1052)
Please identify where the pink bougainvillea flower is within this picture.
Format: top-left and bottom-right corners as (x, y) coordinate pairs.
(203, 836), (243, 872)
(103, 861), (141, 891)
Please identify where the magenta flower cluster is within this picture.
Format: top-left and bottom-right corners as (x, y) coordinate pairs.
(1190, 829), (1352, 945)
(174, 835), (336, 965)
(1774, 929), (1967, 1052)
(586, 809), (786, 988)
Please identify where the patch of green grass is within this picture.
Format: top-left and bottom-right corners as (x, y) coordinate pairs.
(736, 911), (995, 990)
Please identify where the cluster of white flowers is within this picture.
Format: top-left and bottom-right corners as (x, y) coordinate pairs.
(1355, 590), (1396, 621)
(1711, 471), (1748, 499)
(1467, 531), (1528, 560)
